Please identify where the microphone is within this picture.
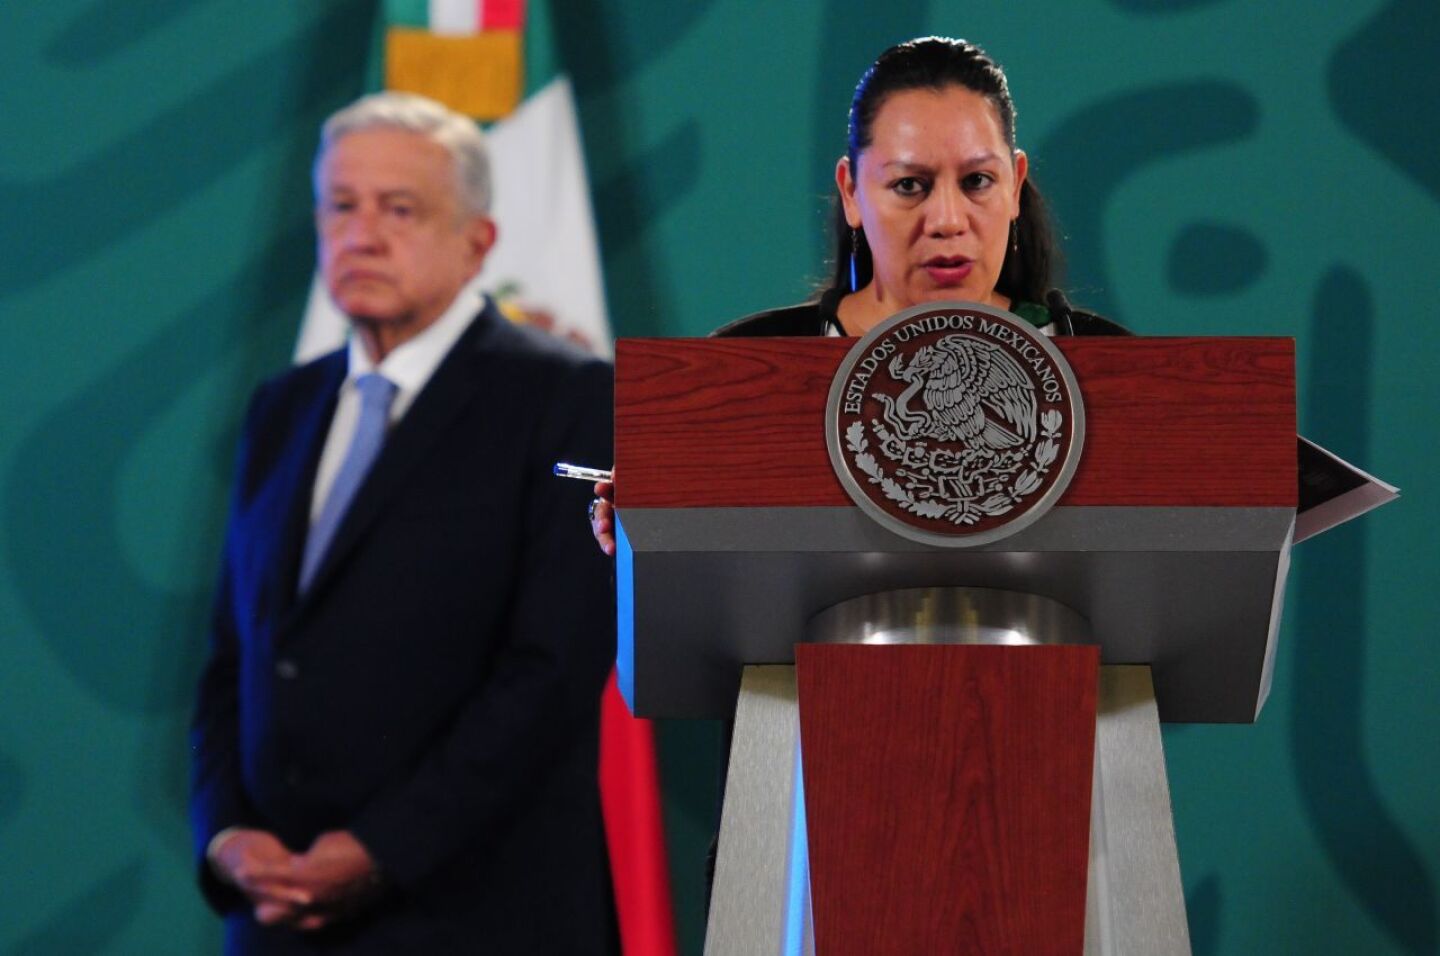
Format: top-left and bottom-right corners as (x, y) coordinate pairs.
(1045, 289), (1077, 336)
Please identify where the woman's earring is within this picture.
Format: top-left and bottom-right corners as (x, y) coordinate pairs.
(850, 228), (860, 292)
(1010, 220), (1019, 255)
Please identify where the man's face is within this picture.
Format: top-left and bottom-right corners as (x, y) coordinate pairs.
(316, 127), (494, 345)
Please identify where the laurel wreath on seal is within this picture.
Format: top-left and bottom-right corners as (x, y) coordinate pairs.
(845, 409), (1064, 525)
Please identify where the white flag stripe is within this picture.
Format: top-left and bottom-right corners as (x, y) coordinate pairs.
(294, 76), (611, 363)
(294, 273), (349, 364)
(428, 0), (479, 35)
(481, 77), (612, 355)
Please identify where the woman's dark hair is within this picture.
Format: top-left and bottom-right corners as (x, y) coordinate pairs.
(829, 37), (1060, 304)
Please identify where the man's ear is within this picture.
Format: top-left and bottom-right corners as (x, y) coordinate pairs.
(467, 216), (498, 268)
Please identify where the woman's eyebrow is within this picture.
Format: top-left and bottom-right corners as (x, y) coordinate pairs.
(879, 152), (1003, 173)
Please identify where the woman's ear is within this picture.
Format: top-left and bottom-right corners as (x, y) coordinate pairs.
(1010, 149), (1029, 219)
(836, 156), (863, 229)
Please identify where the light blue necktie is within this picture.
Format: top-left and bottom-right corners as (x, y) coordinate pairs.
(299, 372), (397, 592)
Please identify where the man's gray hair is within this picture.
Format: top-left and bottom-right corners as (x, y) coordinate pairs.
(314, 91), (492, 215)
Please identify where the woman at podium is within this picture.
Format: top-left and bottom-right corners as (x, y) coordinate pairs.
(585, 36), (1134, 917)
(590, 35), (1123, 553)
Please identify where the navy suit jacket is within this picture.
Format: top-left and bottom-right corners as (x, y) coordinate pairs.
(190, 302), (619, 954)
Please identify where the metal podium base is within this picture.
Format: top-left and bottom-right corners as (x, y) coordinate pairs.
(1086, 666), (1192, 955)
(704, 666), (813, 956)
(703, 588), (1191, 956)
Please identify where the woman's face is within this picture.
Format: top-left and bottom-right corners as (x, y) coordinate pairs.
(838, 85), (1027, 312)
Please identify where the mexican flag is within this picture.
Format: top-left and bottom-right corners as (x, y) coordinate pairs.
(295, 3), (676, 953)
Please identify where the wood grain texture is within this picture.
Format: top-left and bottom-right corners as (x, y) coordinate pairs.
(614, 336), (1296, 508)
(795, 644), (1099, 956)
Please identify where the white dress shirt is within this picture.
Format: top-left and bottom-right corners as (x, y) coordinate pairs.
(309, 289), (484, 523)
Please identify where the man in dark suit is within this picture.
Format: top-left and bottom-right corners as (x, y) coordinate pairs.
(189, 91), (619, 954)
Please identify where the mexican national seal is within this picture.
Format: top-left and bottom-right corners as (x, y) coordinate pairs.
(826, 301), (1085, 546)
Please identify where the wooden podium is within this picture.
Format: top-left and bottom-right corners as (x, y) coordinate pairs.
(613, 335), (1298, 955)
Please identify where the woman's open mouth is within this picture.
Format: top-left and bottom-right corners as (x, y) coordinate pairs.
(923, 256), (974, 286)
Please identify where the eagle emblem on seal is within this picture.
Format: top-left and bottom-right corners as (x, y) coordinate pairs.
(879, 335), (1037, 452)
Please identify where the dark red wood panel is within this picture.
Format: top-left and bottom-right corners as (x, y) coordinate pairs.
(614, 336), (1296, 508)
(796, 644), (1099, 956)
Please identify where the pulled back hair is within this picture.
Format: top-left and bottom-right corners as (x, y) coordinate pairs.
(830, 37), (1059, 304)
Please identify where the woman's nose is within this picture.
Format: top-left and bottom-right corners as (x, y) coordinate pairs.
(926, 182), (967, 236)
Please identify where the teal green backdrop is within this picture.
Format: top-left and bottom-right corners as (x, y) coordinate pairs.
(1, 2), (1435, 953)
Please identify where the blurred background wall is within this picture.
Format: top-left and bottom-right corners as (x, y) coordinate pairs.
(0, 1), (1435, 952)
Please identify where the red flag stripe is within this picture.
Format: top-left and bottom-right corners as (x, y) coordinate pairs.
(600, 671), (678, 956)
(478, 0), (525, 30)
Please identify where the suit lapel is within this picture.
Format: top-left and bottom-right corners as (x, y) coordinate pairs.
(292, 307), (499, 606)
(266, 354), (346, 622)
